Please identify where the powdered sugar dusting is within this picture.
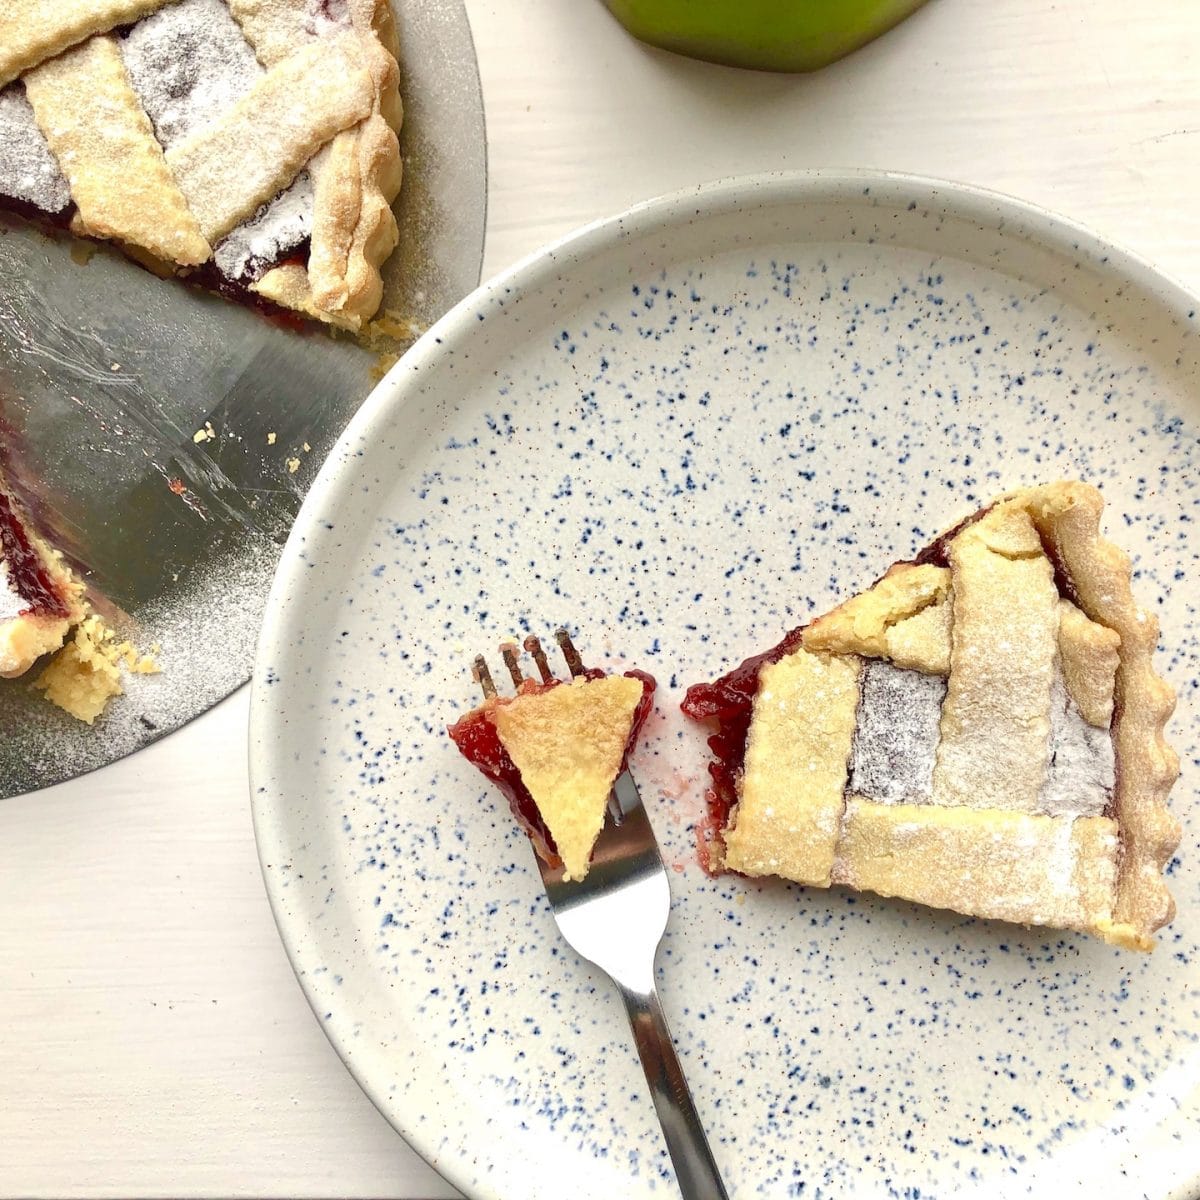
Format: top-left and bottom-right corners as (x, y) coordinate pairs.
(1044, 812), (1080, 910)
(213, 171), (312, 282)
(1038, 672), (1114, 817)
(848, 660), (945, 802)
(0, 560), (27, 622)
(0, 83), (70, 213)
(847, 658), (1113, 818)
(120, 0), (263, 150)
(307, 0), (352, 35)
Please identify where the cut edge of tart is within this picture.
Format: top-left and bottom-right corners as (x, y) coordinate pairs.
(449, 663), (657, 881)
(0, 0), (403, 331)
(0, 478), (87, 680)
(1, 474), (160, 721)
(682, 482), (1180, 951)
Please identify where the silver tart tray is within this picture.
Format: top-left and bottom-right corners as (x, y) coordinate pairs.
(0, 0), (487, 797)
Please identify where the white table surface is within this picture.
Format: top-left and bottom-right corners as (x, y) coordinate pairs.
(3, 1), (1199, 1196)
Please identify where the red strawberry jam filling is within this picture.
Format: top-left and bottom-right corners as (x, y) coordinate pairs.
(0, 487), (68, 618)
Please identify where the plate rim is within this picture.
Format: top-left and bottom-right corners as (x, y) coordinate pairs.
(247, 167), (1200, 1200)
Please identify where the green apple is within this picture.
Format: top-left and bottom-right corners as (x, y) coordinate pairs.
(601, 0), (929, 72)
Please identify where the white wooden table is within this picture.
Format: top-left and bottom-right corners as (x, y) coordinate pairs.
(3, 1), (1198, 1195)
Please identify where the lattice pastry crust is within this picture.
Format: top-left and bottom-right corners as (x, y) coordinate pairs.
(684, 482), (1180, 950)
(0, 0), (402, 329)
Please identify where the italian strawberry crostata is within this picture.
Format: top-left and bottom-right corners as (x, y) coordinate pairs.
(683, 483), (1180, 950)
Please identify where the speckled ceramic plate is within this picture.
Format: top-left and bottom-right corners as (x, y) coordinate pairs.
(250, 172), (1200, 1200)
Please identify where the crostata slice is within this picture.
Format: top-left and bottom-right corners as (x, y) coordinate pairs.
(450, 641), (656, 881)
(0, 0), (402, 329)
(683, 482), (1180, 950)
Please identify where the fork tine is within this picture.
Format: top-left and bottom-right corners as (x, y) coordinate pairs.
(500, 641), (525, 688)
(471, 654), (496, 699)
(524, 634), (554, 683)
(554, 627), (586, 678)
(474, 633), (582, 698)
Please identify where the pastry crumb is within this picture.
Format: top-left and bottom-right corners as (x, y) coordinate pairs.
(286, 457), (301, 473)
(193, 422), (216, 444)
(267, 432), (277, 445)
(361, 311), (425, 380)
(34, 617), (160, 725)
(365, 310), (426, 344)
(369, 351), (400, 383)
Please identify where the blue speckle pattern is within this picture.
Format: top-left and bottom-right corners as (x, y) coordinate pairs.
(251, 176), (1200, 1200)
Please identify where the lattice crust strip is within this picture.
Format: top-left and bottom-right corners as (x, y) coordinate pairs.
(0, 0), (168, 89)
(22, 35), (212, 265)
(0, 0), (403, 328)
(164, 35), (374, 244)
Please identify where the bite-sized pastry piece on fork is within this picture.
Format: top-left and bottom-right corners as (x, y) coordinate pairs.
(450, 631), (730, 1200)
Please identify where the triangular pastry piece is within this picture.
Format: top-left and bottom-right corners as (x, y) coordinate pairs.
(0, 0), (402, 329)
(683, 482), (1180, 950)
(451, 663), (655, 881)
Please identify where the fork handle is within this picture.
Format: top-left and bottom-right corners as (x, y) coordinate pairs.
(619, 983), (731, 1200)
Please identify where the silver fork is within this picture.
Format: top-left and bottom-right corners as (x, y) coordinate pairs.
(472, 631), (730, 1200)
